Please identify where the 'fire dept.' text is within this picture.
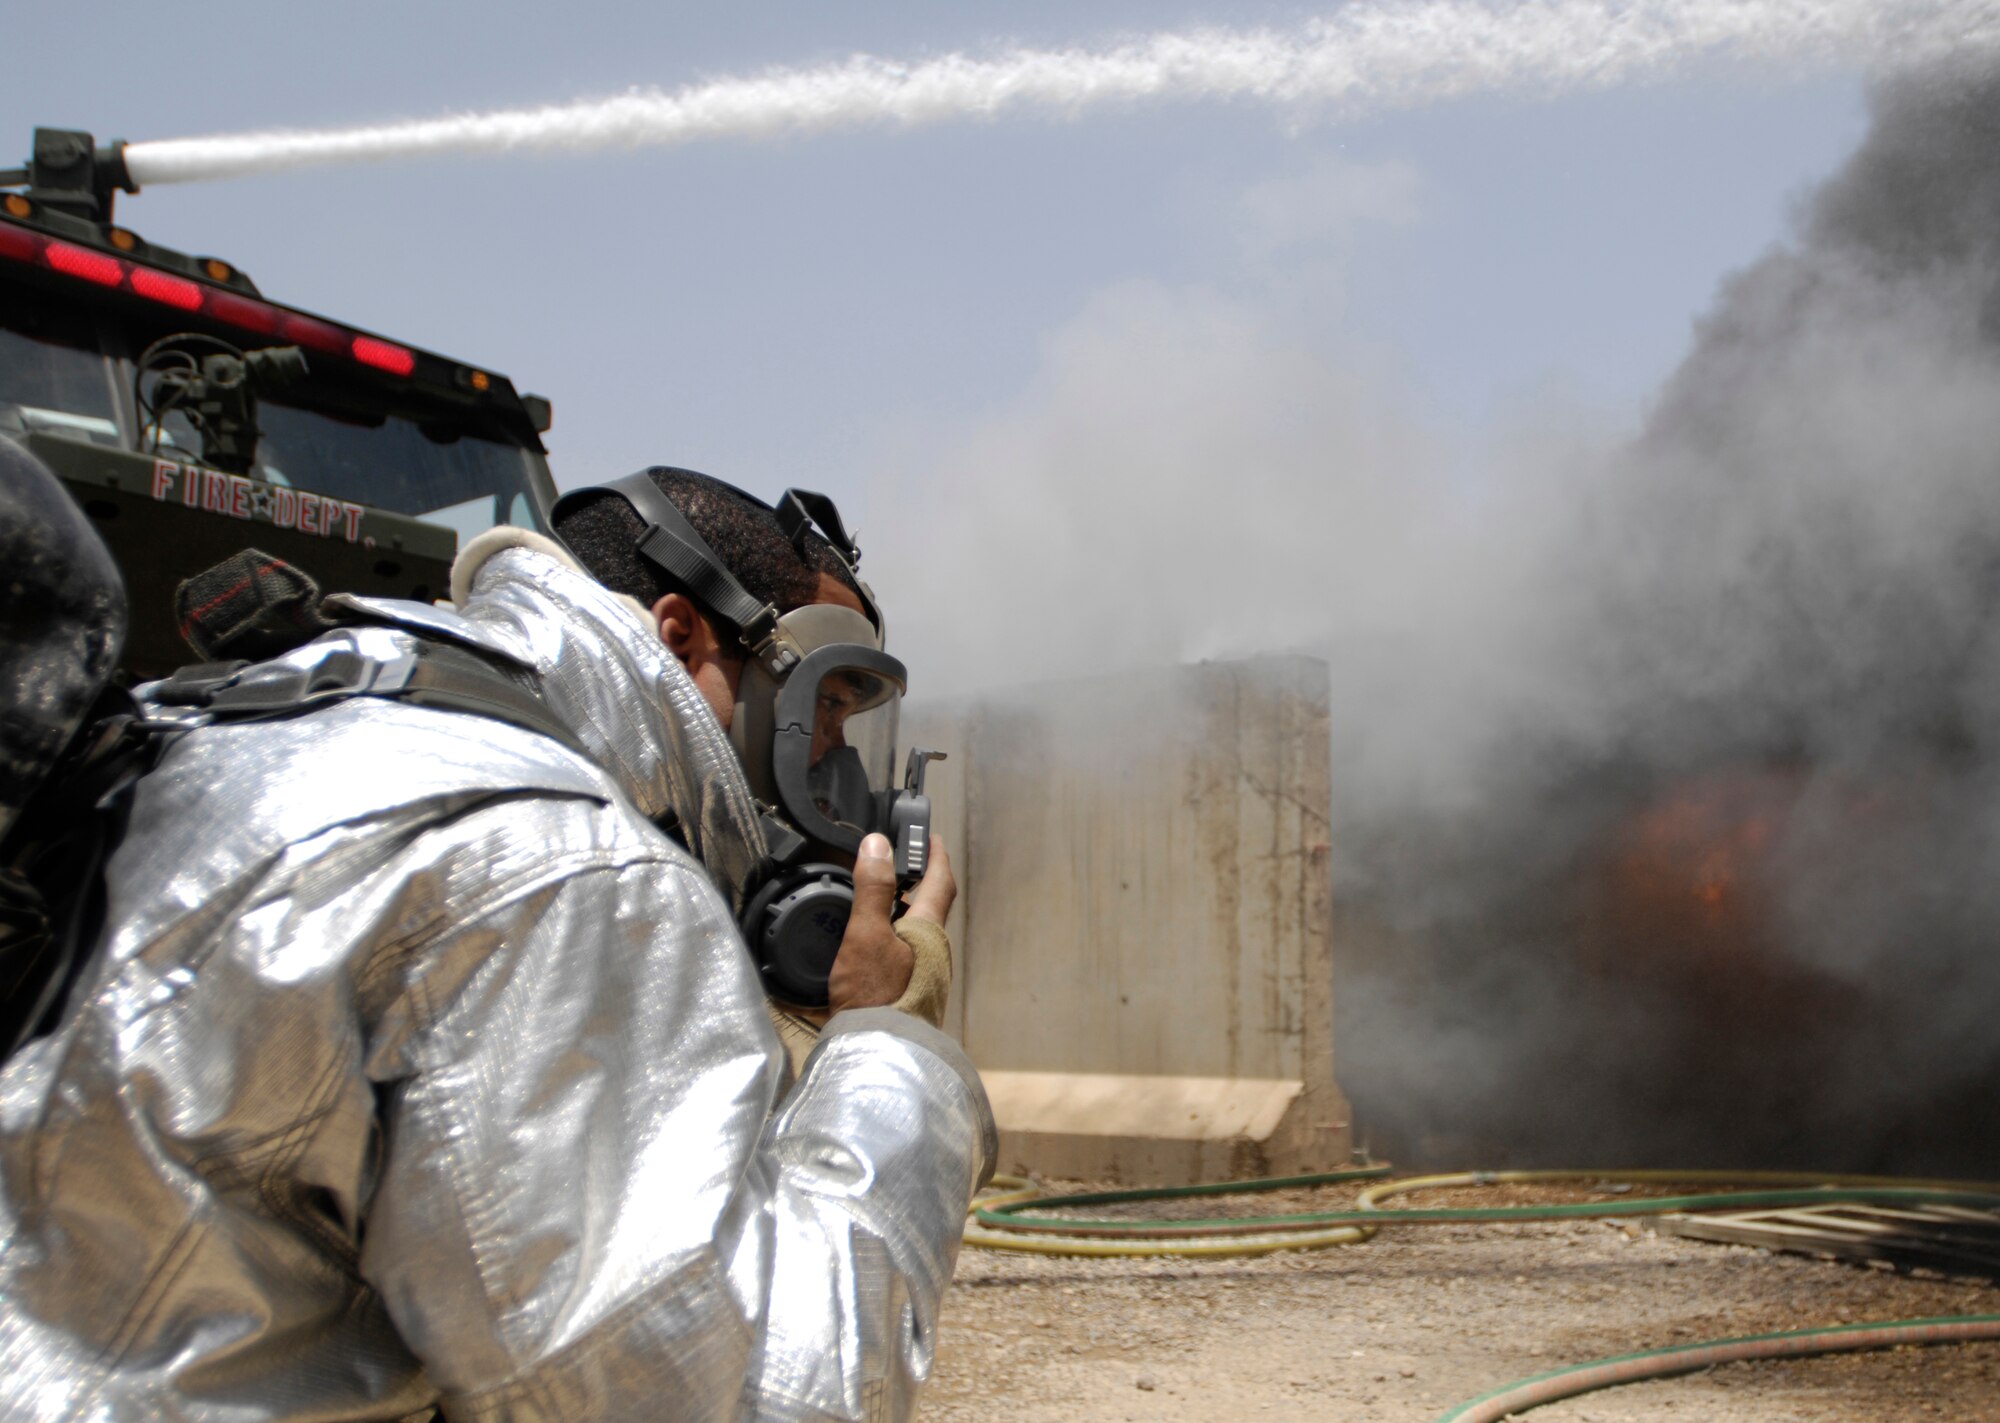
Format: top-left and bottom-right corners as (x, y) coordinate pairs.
(151, 460), (365, 543)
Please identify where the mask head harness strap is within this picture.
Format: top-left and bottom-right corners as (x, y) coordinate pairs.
(551, 471), (797, 677)
(776, 487), (881, 634)
(552, 471), (889, 664)
(777, 488), (855, 563)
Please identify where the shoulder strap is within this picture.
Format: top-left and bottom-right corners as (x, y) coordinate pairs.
(155, 635), (587, 759)
(396, 641), (588, 757)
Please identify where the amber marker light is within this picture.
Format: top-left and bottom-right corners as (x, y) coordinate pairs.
(3, 194), (30, 219)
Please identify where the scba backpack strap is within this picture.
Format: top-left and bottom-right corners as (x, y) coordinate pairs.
(149, 635), (587, 759)
(160, 552), (586, 758)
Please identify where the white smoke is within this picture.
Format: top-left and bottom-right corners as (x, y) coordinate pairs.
(124, 0), (1999, 187)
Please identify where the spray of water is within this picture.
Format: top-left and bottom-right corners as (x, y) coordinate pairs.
(123, 0), (1999, 187)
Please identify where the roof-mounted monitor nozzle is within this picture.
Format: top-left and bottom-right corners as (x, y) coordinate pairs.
(0, 129), (139, 222)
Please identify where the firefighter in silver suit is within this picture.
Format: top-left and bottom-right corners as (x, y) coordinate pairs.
(0, 469), (994, 1421)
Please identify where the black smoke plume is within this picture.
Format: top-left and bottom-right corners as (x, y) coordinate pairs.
(1338, 60), (2000, 1174)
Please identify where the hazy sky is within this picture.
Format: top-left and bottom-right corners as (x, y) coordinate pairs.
(9, 3), (1870, 545)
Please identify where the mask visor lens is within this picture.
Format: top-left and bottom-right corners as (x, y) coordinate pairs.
(806, 666), (900, 833)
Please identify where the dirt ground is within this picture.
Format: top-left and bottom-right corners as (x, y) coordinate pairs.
(923, 1180), (2000, 1422)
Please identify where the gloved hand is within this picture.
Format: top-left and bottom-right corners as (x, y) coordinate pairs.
(828, 832), (955, 1014)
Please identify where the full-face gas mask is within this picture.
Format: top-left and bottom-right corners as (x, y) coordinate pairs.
(551, 472), (943, 1008)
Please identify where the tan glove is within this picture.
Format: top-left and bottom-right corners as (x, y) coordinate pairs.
(886, 915), (952, 1028)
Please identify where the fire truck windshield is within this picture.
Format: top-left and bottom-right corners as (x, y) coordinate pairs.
(235, 402), (546, 543)
(0, 306), (121, 445)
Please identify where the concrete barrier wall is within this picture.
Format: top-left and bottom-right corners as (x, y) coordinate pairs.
(902, 656), (1351, 1184)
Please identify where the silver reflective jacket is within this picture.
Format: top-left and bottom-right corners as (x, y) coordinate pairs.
(0, 534), (995, 1422)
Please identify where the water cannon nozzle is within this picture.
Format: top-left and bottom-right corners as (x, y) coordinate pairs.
(16, 128), (140, 221)
(96, 139), (138, 197)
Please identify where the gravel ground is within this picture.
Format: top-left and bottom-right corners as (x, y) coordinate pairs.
(922, 1180), (2000, 1422)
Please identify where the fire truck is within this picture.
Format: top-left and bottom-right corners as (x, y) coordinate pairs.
(1, 127), (560, 677)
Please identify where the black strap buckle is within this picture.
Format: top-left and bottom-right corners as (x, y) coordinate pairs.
(776, 488), (861, 570)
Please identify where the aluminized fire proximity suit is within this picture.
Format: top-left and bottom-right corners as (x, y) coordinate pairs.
(0, 530), (996, 1422)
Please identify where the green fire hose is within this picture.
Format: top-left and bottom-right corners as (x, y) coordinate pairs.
(1430, 1314), (2000, 1423)
(970, 1167), (2000, 1254)
(963, 1168), (2000, 1415)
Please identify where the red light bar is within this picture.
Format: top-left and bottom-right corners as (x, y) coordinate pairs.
(207, 289), (279, 335)
(1, 218), (437, 383)
(0, 222), (39, 264)
(46, 240), (123, 287)
(130, 266), (203, 311)
(351, 335), (415, 377)
(279, 312), (347, 355)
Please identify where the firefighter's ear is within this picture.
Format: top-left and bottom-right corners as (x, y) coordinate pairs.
(653, 593), (744, 729)
(653, 592), (705, 667)
(653, 592), (740, 669)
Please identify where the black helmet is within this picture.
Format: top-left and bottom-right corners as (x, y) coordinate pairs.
(0, 440), (127, 842)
